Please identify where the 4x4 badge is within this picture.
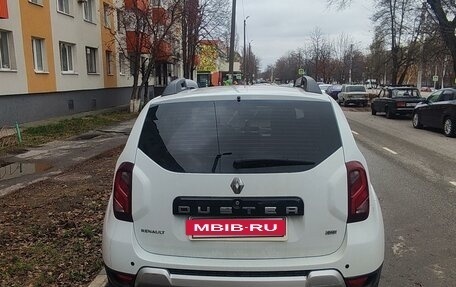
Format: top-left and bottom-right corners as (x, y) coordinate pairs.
(230, 178), (244, 194)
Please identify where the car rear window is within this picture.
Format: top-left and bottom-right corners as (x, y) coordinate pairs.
(391, 89), (420, 98)
(139, 100), (342, 173)
(346, 86), (366, 92)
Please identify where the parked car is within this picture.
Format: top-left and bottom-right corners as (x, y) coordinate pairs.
(319, 83), (332, 93)
(338, 85), (369, 106)
(412, 88), (456, 137)
(371, 86), (424, 119)
(326, 84), (343, 101)
(103, 77), (384, 287)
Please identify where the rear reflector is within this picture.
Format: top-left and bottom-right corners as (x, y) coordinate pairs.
(345, 276), (368, 287)
(346, 161), (369, 223)
(113, 162), (134, 222)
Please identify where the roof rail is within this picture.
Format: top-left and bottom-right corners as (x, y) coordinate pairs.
(293, 76), (322, 94)
(162, 78), (198, 96)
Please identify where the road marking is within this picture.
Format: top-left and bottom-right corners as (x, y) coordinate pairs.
(382, 147), (398, 155)
(351, 131), (359, 135)
(450, 182), (456, 187)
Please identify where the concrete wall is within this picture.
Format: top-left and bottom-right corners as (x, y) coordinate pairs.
(0, 86), (131, 126)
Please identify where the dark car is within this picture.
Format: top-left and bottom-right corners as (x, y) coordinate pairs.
(326, 85), (342, 101)
(371, 86), (424, 118)
(412, 88), (456, 137)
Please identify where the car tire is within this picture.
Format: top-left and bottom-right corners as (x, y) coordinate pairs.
(371, 107), (377, 115)
(412, 113), (423, 129)
(443, 117), (456, 137)
(385, 107), (394, 119)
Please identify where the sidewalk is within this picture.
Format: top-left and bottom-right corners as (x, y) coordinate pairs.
(0, 119), (135, 198)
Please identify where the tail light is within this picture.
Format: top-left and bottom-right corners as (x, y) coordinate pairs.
(346, 161), (369, 223)
(113, 162), (134, 222)
(396, 101), (406, 107)
(105, 266), (135, 287)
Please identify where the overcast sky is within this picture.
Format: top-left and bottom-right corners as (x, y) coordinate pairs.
(234, 0), (376, 70)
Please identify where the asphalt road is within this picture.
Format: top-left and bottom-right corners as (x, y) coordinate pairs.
(344, 110), (456, 286)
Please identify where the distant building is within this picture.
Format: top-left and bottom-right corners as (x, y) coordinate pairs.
(196, 40), (241, 87)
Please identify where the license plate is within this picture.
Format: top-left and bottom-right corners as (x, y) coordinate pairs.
(406, 103), (417, 107)
(186, 218), (287, 240)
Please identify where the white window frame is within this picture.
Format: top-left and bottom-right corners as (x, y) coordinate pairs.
(57, 0), (71, 15)
(32, 38), (47, 72)
(86, 47), (98, 74)
(103, 3), (111, 28)
(83, 0), (95, 23)
(60, 42), (75, 73)
(106, 50), (113, 75)
(0, 30), (16, 71)
(28, 0), (43, 6)
(119, 53), (126, 75)
(116, 9), (123, 32)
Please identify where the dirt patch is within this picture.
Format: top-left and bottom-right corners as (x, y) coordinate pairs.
(0, 147), (122, 287)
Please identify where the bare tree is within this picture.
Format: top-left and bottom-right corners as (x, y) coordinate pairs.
(181, 0), (230, 79)
(329, 0), (455, 79)
(426, 0), (456, 76)
(115, 0), (182, 112)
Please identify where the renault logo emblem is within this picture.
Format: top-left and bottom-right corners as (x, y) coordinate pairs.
(230, 177), (244, 194)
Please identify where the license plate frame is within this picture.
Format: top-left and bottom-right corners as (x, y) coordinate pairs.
(186, 217), (288, 241)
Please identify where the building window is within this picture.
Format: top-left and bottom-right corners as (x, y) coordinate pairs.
(119, 53), (126, 75)
(57, 0), (71, 15)
(32, 38), (46, 72)
(103, 3), (111, 28)
(0, 30), (14, 70)
(60, 42), (74, 72)
(116, 9), (123, 31)
(29, 0), (43, 6)
(106, 50), (113, 75)
(86, 47), (97, 73)
(83, 0), (94, 22)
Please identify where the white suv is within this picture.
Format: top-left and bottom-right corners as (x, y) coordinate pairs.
(103, 77), (384, 287)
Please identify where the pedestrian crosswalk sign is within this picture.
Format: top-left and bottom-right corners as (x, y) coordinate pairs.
(298, 69), (305, 75)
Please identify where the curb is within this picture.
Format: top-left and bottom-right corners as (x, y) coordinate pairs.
(88, 274), (108, 287)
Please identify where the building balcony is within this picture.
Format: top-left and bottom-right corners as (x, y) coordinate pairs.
(0, 0), (8, 19)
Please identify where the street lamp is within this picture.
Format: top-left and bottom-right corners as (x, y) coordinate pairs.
(243, 16), (250, 84)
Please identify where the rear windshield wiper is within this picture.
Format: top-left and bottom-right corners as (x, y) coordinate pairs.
(233, 159), (315, 169)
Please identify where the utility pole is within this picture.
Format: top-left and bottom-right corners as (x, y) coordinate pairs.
(248, 41), (252, 83)
(228, 0), (236, 81)
(243, 16), (249, 84)
(348, 44), (353, 84)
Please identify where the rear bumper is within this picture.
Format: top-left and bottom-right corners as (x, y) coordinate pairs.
(345, 99), (368, 105)
(394, 107), (415, 115)
(136, 268), (344, 287)
(106, 265), (383, 287)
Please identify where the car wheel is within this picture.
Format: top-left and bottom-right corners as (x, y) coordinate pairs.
(385, 107), (394, 119)
(443, 117), (456, 137)
(371, 107), (377, 115)
(412, 113), (422, 129)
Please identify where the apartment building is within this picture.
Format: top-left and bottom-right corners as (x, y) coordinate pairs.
(0, 0), (135, 126)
